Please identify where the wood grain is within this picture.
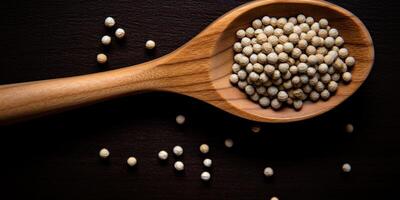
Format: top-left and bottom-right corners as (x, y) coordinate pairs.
(0, 0), (374, 124)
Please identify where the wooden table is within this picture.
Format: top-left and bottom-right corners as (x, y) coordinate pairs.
(0, 0), (398, 199)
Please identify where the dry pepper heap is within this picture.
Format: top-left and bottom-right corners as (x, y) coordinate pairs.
(230, 14), (355, 110)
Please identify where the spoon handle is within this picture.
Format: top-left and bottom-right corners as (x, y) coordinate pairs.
(0, 60), (165, 124)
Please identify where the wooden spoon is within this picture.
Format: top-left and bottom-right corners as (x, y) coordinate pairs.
(0, 0), (374, 124)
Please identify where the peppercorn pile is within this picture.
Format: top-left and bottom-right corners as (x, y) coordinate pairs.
(230, 14), (355, 110)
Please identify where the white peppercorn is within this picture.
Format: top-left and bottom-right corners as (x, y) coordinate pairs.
(224, 138), (234, 148)
(297, 63), (308, 74)
(292, 76), (301, 86)
(306, 17), (314, 25)
(174, 161), (184, 171)
(274, 44), (284, 53)
(277, 17), (287, 28)
(254, 54), (265, 65)
(271, 98), (282, 109)
(233, 42), (243, 53)
(318, 29), (328, 38)
(293, 25), (302, 34)
(311, 36), (322, 47)
(264, 25), (274, 36)
(335, 36), (344, 46)
(307, 67), (317, 77)
(327, 81), (338, 92)
(320, 89), (330, 100)
(317, 47), (328, 55)
(283, 42), (294, 53)
(238, 81), (247, 89)
(318, 63), (328, 74)
(263, 66), (273, 77)
(249, 72), (260, 82)
(278, 63), (290, 74)
(101, 35), (111, 46)
(236, 29), (246, 39)
(329, 28), (339, 38)
(99, 148), (110, 159)
(271, 70), (281, 80)
(342, 163), (351, 173)
(307, 55), (318, 66)
(265, 52), (277, 64)
(342, 72), (352, 82)
(245, 27), (255, 38)
(345, 123), (354, 133)
(324, 37), (335, 48)
(273, 28), (284, 36)
(203, 158), (212, 168)
(268, 35), (279, 46)
(310, 91), (320, 101)
(319, 18), (328, 28)
(279, 35), (289, 44)
(256, 33), (268, 43)
(302, 84), (312, 94)
(251, 38), (257, 45)
(256, 86), (267, 95)
(332, 73), (341, 82)
(345, 56), (356, 67)
(309, 75), (319, 86)
(315, 81), (325, 92)
(316, 54), (324, 64)
(306, 45), (316, 55)
(302, 55), (310, 64)
(289, 17), (297, 24)
(283, 22), (294, 34)
(229, 74), (239, 84)
(245, 85), (255, 95)
(289, 65), (298, 75)
(264, 167), (274, 177)
(259, 97), (271, 107)
(104, 17), (115, 28)
(288, 33), (299, 45)
(250, 54), (258, 64)
(237, 70), (247, 80)
(200, 144), (210, 154)
(252, 19), (263, 29)
(238, 56), (250, 66)
(158, 150), (168, 160)
(173, 145), (184, 156)
(127, 157), (138, 167)
(97, 53), (107, 64)
(298, 39), (308, 50)
(145, 40), (156, 50)
(273, 78), (283, 86)
(299, 23), (310, 33)
(338, 48), (349, 59)
(262, 16), (271, 25)
(300, 75), (309, 85)
(311, 22), (320, 32)
(115, 28), (125, 39)
(270, 17), (277, 27)
(293, 99), (303, 110)
(278, 52), (289, 62)
(321, 73), (331, 84)
(267, 86), (278, 97)
(297, 14), (306, 23)
(253, 43), (262, 53)
(277, 91), (288, 102)
(242, 46), (253, 56)
(283, 80), (293, 89)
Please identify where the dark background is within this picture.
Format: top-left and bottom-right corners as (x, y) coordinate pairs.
(1, 0), (399, 199)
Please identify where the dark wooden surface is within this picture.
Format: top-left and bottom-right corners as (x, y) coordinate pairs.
(1, 0), (399, 199)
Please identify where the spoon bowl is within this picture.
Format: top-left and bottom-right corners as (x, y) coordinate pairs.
(0, 0), (374, 124)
